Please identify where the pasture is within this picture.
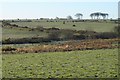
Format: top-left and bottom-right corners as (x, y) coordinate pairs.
(2, 27), (47, 40)
(1, 20), (119, 78)
(11, 21), (117, 32)
(2, 49), (118, 78)
(2, 20), (117, 41)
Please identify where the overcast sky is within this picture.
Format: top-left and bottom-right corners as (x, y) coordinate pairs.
(0, 0), (119, 19)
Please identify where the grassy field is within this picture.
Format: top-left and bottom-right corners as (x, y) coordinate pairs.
(2, 49), (118, 78)
(11, 21), (117, 32)
(2, 27), (47, 40)
(2, 21), (117, 40)
(0, 54), (2, 79)
(1, 20), (119, 78)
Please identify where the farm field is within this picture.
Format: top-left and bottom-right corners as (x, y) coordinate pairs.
(1, 1), (119, 79)
(11, 21), (117, 32)
(0, 22), (2, 26)
(1, 20), (119, 79)
(2, 21), (118, 41)
(0, 54), (1, 79)
(2, 27), (47, 40)
(2, 49), (118, 78)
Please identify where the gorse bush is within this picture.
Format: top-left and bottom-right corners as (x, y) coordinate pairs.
(2, 21), (11, 27)
(2, 46), (16, 51)
(114, 26), (120, 37)
(73, 34), (86, 40)
(35, 26), (45, 31)
(2, 31), (118, 44)
(95, 32), (117, 39)
(48, 30), (61, 41)
(2, 37), (51, 44)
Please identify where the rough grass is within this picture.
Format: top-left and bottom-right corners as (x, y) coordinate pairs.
(0, 54), (2, 79)
(11, 21), (117, 32)
(2, 27), (47, 40)
(2, 49), (118, 78)
(2, 21), (117, 40)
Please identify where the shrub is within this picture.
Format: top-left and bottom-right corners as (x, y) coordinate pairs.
(29, 28), (34, 31)
(63, 21), (65, 24)
(27, 20), (32, 22)
(95, 32), (117, 39)
(2, 37), (51, 44)
(114, 26), (120, 37)
(60, 29), (74, 40)
(73, 25), (76, 27)
(2, 46), (16, 51)
(3, 38), (11, 44)
(24, 26), (28, 28)
(35, 26), (45, 31)
(11, 20), (14, 22)
(2, 21), (11, 27)
(48, 31), (61, 41)
(48, 27), (60, 31)
(73, 34), (86, 40)
(11, 24), (19, 27)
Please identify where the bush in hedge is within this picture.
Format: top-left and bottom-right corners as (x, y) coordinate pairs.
(2, 46), (16, 51)
(95, 32), (117, 39)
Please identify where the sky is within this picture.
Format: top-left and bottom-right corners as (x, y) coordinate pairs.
(118, 1), (120, 18)
(0, 0), (119, 19)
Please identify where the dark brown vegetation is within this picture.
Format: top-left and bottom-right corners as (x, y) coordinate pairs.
(2, 38), (119, 54)
(2, 46), (16, 51)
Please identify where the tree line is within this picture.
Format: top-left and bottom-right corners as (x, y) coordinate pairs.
(62, 12), (109, 20)
(15, 12), (109, 21)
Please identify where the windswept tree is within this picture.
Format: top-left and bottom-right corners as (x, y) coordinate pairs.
(105, 13), (109, 19)
(90, 13), (97, 19)
(75, 13), (83, 20)
(90, 13), (95, 19)
(94, 12), (101, 19)
(101, 13), (108, 19)
(101, 13), (105, 19)
(90, 12), (109, 20)
(67, 15), (73, 20)
(55, 17), (59, 20)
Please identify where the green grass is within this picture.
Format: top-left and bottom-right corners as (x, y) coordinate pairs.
(2, 21), (117, 40)
(0, 54), (2, 79)
(11, 21), (117, 32)
(0, 22), (2, 26)
(2, 27), (47, 40)
(2, 49), (118, 78)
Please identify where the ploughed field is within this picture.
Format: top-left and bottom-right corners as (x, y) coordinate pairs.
(2, 49), (118, 78)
